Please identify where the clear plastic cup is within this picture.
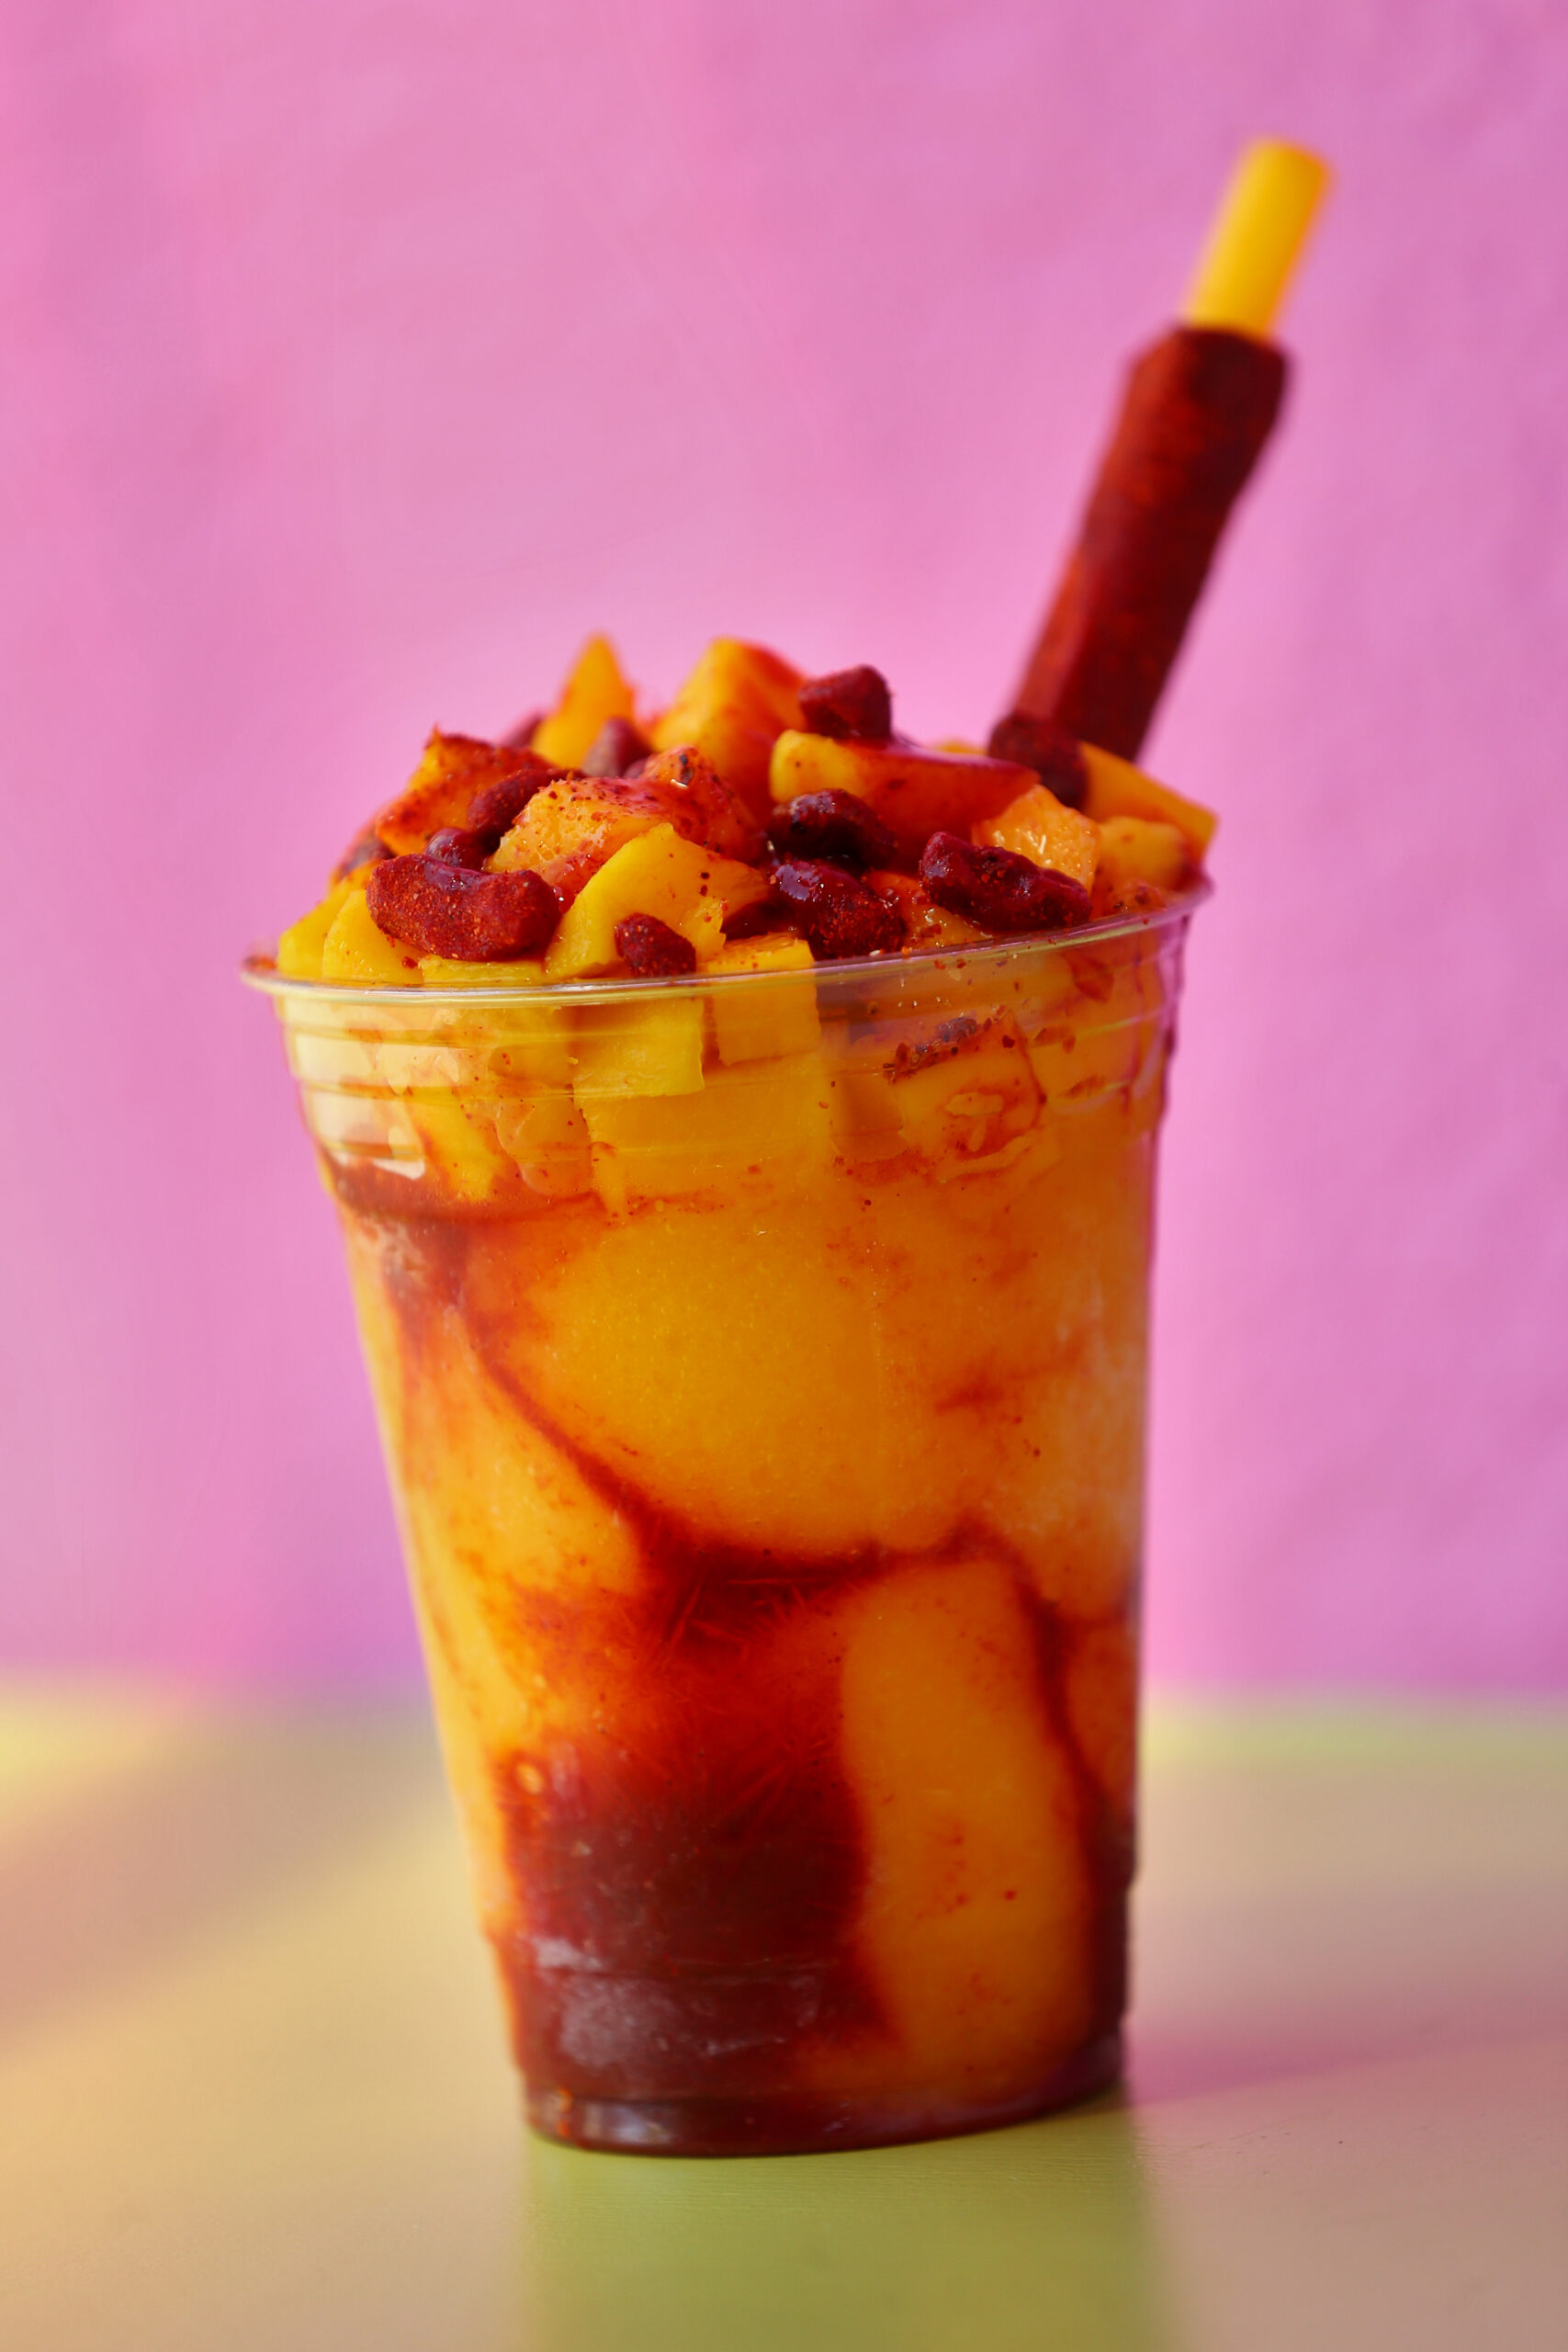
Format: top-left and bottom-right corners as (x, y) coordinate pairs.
(246, 889), (1203, 2154)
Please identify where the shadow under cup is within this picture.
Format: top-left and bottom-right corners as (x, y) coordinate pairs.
(249, 896), (1201, 2155)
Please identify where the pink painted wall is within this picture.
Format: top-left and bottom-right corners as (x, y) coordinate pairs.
(2, 0), (1564, 1688)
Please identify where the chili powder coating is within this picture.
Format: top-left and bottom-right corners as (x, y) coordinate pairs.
(1015, 324), (1286, 760)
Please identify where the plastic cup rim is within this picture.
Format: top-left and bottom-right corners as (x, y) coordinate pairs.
(241, 876), (1211, 1011)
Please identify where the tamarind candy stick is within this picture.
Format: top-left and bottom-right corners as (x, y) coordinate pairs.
(1003, 141), (1329, 763)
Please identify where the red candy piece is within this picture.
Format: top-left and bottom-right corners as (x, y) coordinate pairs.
(985, 714), (1089, 811)
(771, 860), (905, 961)
(367, 854), (559, 961)
(798, 665), (893, 743)
(766, 789), (897, 869)
(467, 751), (559, 846)
(583, 717), (653, 778)
(425, 826), (493, 870)
(919, 831), (1090, 934)
(614, 913), (699, 977)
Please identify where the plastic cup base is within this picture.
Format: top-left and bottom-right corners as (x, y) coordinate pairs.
(525, 2031), (1122, 2158)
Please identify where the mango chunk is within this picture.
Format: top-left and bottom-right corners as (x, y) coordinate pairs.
(701, 932), (814, 978)
(639, 744), (766, 865)
(417, 955), (547, 989)
(704, 934), (820, 1064)
(865, 867), (984, 949)
(1094, 815), (1190, 893)
(475, 1001), (574, 1090)
(491, 775), (669, 899)
(276, 874), (356, 979)
(770, 732), (1036, 862)
(889, 1012), (1043, 1178)
(650, 639), (804, 817)
(404, 1092), (513, 1204)
(320, 889), (420, 985)
(492, 1091), (593, 1197)
(579, 1053), (831, 1207)
(531, 635), (636, 770)
(1079, 741), (1215, 857)
(374, 730), (525, 856)
(829, 1559), (1093, 2099)
(976, 783), (1100, 891)
(571, 996), (705, 1101)
(544, 823), (749, 981)
(679, 852), (772, 960)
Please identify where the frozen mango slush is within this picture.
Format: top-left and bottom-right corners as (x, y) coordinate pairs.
(248, 637), (1213, 2153)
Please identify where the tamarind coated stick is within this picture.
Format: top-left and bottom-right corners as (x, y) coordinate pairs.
(1011, 325), (1286, 760)
(1005, 141), (1328, 762)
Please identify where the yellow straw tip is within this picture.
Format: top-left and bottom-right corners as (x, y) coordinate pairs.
(1181, 139), (1332, 341)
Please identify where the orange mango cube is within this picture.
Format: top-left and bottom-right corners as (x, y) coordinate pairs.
(1095, 813), (1190, 892)
(976, 782), (1100, 890)
(276, 874), (356, 979)
(374, 730), (518, 856)
(769, 731), (1036, 862)
(320, 888), (419, 984)
(1079, 741), (1216, 855)
(650, 639), (804, 817)
(531, 635), (637, 769)
(491, 775), (667, 897)
(543, 824), (763, 981)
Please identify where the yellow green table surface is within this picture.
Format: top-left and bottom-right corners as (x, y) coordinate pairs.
(1, 1697), (1563, 2350)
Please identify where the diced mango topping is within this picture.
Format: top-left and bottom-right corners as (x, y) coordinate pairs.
(1078, 741), (1216, 856)
(769, 732), (1037, 862)
(321, 888), (419, 984)
(416, 954), (548, 988)
(544, 824), (758, 982)
(491, 775), (667, 897)
(650, 639), (804, 816)
(531, 636), (636, 769)
(1095, 814), (1190, 893)
(276, 875), (357, 979)
(976, 783), (1100, 891)
(375, 731), (513, 856)
(702, 932), (815, 978)
(273, 641), (1212, 1035)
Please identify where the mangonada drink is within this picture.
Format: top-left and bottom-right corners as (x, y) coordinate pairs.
(251, 639), (1209, 2152)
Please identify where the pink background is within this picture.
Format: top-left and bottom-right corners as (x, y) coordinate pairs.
(2, 0), (1564, 1689)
